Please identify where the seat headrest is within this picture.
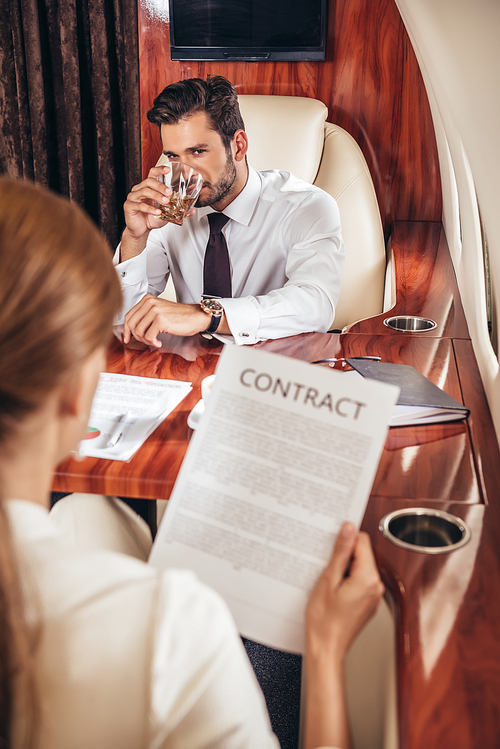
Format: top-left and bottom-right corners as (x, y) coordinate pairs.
(237, 95), (327, 183)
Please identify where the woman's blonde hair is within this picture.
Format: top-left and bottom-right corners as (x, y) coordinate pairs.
(0, 177), (122, 745)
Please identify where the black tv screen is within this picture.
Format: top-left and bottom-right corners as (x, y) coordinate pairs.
(168, 0), (327, 61)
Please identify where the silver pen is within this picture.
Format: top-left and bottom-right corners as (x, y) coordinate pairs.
(310, 356), (382, 365)
(106, 411), (133, 448)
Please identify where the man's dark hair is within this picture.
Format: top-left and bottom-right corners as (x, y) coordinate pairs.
(147, 76), (245, 152)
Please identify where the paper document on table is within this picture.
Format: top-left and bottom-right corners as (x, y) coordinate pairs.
(149, 346), (399, 654)
(79, 372), (192, 461)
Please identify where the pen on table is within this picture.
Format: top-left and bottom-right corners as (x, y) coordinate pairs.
(106, 411), (133, 448)
(310, 356), (382, 365)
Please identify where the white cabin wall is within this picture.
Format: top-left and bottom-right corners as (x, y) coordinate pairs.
(394, 0), (500, 445)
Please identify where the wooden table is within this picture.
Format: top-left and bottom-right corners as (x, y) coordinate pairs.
(54, 328), (499, 505)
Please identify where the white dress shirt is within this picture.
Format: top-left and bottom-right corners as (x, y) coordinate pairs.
(7, 499), (280, 749)
(114, 167), (345, 345)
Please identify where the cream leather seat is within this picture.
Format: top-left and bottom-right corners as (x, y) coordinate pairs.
(237, 94), (386, 329)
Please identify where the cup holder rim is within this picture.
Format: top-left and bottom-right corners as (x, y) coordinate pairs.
(383, 315), (438, 331)
(379, 507), (471, 554)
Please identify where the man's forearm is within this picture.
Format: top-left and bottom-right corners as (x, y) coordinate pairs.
(119, 227), (150, 263)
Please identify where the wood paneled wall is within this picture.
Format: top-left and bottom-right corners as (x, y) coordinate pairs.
(138, 0), (442, 238)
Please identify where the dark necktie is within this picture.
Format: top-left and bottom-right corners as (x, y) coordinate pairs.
(203, 213), (232, 298)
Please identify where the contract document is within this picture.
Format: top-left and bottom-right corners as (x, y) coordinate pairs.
(149, 346), (399, 654)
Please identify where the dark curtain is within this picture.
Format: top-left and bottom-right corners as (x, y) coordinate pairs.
(0, 0), (141, 248)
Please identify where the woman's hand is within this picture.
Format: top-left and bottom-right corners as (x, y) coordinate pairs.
(306, 522), (384, 663)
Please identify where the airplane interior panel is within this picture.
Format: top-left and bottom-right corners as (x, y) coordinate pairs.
(2, 0), (499, 746)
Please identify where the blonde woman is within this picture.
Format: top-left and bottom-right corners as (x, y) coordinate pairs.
(0, 177), (383, 748)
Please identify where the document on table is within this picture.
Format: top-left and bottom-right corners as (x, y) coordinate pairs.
(78, 373), (192, 461)
(149, 346), (399, 654)
(345, 361), (469, 425)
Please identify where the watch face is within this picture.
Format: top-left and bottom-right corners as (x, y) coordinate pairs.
(201, 299), (223, 314)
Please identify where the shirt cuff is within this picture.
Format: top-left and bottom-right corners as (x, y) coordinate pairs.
(113, 243), (149, 286)
(221, 297), (261, 345)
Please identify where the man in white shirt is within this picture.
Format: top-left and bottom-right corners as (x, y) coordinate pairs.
(115, 75), (345, 346)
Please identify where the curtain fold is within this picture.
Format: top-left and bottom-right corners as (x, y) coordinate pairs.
(0, 0), (141, 247)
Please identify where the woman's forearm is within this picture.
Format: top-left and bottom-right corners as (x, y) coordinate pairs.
(303, 652), (350, 749)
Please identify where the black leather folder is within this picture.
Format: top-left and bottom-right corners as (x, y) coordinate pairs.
(345, 359), (469, 426)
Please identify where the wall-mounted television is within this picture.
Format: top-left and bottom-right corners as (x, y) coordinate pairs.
(168, 0), (327, 62)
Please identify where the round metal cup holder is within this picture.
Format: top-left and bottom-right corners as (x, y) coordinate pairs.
(379, 508), (471, 554)
(383, 315), (437, 332)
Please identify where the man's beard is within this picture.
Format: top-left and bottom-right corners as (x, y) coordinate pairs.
(195, 152), (237, 208)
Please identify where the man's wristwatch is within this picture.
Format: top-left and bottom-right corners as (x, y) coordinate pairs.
(200, 298), (224, 334)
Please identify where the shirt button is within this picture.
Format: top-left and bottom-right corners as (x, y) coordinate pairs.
(120, 271), (127, 277)
(241, 332), (249, 337)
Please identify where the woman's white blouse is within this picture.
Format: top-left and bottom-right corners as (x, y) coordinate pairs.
(7, 500), (279, 749)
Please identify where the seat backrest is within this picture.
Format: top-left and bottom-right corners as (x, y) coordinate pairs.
(238, 94), (386, 329)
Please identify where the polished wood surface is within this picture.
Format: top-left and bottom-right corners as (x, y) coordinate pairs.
(53, 329), (495, 504)
(54, 335), (221, 500)
(362, 498), (500, 748)
(346, 222), (470, 338)
(138, 0), (442, 237)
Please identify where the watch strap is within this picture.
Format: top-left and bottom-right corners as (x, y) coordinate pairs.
(205, 313), (222, 334)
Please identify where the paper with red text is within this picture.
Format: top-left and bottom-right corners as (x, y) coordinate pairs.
(149, 346), (399, 654)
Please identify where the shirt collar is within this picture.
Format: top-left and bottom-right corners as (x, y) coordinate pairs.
(196, 166), (261, 227)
